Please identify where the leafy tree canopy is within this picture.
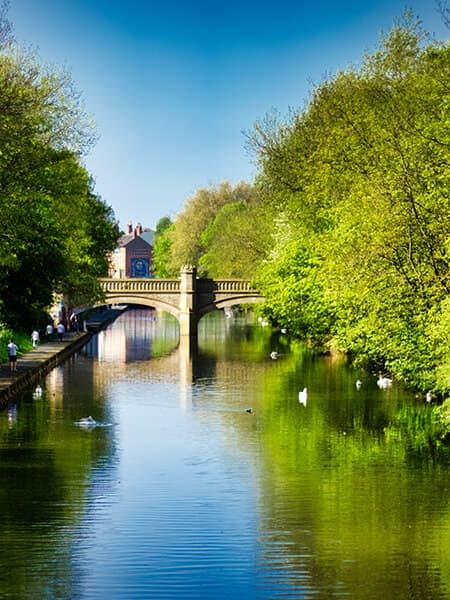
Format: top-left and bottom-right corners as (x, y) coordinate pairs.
(247, 13), (450, 394)
(0, 10), (119, 329)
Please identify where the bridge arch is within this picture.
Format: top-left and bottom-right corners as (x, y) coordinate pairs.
(99, 268), (265, 336)
(197, 296), (265, 319)
(100, 294), (181, 320)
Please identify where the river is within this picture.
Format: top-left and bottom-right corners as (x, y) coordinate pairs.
(0, 307), (449, 600)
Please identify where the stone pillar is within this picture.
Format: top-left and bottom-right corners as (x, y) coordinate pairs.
(179, 266), (197, 337)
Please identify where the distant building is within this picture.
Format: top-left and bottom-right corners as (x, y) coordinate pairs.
(109, 222), (154, 278)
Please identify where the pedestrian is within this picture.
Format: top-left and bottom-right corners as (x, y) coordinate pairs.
(31, 329), (40, 347)
(45, 323), (54, 340)
(56, 322), (65, 341)
(69, 312), (78, 331)
(7, 339), (18, 374)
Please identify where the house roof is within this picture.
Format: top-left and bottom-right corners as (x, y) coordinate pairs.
(118, 228), (154, 248)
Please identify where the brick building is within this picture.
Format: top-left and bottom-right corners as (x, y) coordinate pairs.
(109, 222), (154, 278)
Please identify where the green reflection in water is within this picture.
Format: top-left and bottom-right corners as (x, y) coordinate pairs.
(251, 337), (450, 599)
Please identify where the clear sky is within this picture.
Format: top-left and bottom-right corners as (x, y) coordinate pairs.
(8, 0), (449, 231)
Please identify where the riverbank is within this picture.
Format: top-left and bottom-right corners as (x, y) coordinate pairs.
(0, 307), (125, 408)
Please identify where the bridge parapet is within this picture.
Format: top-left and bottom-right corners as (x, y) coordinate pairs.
(99, 278), (180, 292)
(197, 279), (254, 293)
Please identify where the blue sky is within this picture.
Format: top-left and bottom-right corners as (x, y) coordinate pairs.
(8, 0), (449, 231)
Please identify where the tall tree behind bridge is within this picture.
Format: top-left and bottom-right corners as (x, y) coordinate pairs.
(168, 180), (258, 277)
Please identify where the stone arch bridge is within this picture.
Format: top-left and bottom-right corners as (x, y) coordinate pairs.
(98, 267), (265, 336)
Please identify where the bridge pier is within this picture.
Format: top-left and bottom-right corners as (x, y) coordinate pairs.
(179, 266), (198, 337)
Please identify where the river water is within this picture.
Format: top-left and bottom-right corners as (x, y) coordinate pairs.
(0, 307), (449, 600)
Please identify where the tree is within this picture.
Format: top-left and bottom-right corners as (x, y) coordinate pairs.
(248, 13), (450, 393)
(168, 181), (256, 276)
(199, 195), (273, 279)
(152, 216), (175, 277)
(0, 21), (119, 329)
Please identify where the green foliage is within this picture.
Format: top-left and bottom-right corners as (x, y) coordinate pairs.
(255, 218), (332, 341)
(199, 197), (272, 278)
(247, 14), (450, 395)
(152, 217), (176, 277)
(168, 180), (259, 276)
(0, 22), (119, 330)
(437, 397), (450, 433)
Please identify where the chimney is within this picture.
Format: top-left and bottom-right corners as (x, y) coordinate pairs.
(136, 222), (143, 235)
(127, 221), (133, 234)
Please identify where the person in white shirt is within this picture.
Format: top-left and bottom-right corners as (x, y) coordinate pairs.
(7, 339), (18, 373)
(45, 323), (54, 340)
(31, 330), (40, 347)
(56, 322), (65, 341)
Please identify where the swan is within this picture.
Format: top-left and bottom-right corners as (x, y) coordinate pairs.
(377, 376), (393, 389)
(356, 379), (362, 390)
(32, 385), (43, 398)
(270, 351), (279, 360)
(75, 416), (97, 428)
(298, 388), (307, 406)
(74, 416), (112, 428)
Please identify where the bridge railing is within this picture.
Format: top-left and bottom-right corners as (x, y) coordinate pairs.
(197, 279), (256, 293)
(99, 278), (180, 292)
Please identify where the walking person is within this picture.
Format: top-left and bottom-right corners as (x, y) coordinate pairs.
(31, 329), (40, 348)
(56, 322), (65, 342)
(45, 323), (54, 341)
(7, 339), (18, 374)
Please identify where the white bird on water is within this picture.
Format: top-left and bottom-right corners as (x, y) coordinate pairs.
(33, 385), (43, 398)
(298, 388), (307, 406)
(75, 416), (97, 428)
(270, 351), (279, 360)
(377, 376), (393, 389)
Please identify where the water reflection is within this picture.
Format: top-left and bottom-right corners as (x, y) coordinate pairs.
(0, 307), (449, 599)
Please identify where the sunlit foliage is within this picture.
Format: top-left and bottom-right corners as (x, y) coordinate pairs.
(0, 10), (119, 329)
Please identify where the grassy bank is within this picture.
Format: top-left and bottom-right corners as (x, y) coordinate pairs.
(0, 329), (34, 364)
